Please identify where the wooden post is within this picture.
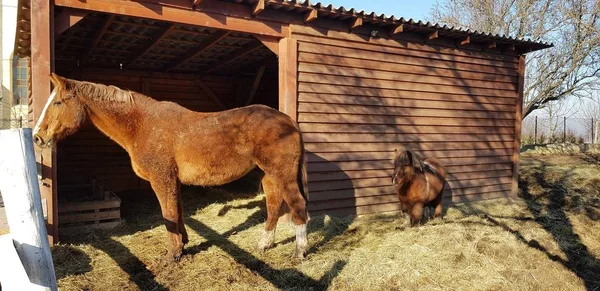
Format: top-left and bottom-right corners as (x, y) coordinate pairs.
(0, 128), (58, 290)
(511, 56), (526, 198)
(31, 0), (58, 244)
(534, 116), (538, 144)
(278, 38), (298, 222)
(278, 38), (298, 121)
(563, 116), (567, 143)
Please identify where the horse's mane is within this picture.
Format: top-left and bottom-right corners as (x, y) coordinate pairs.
(69, 80), (135, 104)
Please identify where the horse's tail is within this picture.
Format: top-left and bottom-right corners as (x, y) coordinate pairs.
(297, 132), (309, 203)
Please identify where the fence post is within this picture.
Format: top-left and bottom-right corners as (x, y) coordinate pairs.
(534, 116), (538, 144)
(0, 128), (58, 290)
(563, 116), (567, 143)
(592, 118), (595, 144)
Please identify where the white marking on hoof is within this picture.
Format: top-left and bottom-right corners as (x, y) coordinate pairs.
(258, 228), (276, 252)
(295, 224), (308, 258)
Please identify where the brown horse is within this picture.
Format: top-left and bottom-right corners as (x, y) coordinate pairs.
(33, 73), (309, 260)
(392, 149), (447, 226)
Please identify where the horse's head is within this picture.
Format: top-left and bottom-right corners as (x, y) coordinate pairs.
(392, 149), (425, 185)
(33, 73), (87, 148)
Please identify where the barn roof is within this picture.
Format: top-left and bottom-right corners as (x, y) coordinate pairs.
(219, 0), (552, 51)
(14, 0), (553, 59)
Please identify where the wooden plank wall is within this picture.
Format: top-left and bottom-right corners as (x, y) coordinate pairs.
(291, 26), (520, 216)
(56, 71), (239, 194)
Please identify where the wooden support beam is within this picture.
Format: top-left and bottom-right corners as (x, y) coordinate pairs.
(54, 8), (88, 35)
(391, 24), (404, 35)
(55, 0), (285, 37)
(279, 38), (298, 121)
(304, 8), (318, 23)
(80, 14), (114, 64)
(252, 0), (265, 16)
(488, 41), (497, 49)
(511, 55), (526, 198)
(163, 30), (231, 72)
(246, 65), (267, 105)
(349, 17), (363, 31)
(459, 36), (470, 46)
(124, 23), (176, 69)
(196, 80), (228, 110)
(31, 0), (57, 245)
(204, 41), (263, 73)
(255, 35), (279, 56)
(427, 30), (439, 40)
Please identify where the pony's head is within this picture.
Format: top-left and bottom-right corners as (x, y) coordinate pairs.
(33, 73), (87, 148)
(392, 149), (425, 185)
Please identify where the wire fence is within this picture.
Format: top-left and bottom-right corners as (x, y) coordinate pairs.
(522, 116), (599, 145)
(0, 118), (28, 129)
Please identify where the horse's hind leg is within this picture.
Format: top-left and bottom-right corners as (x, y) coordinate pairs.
(178, 194), (189, 245)
(150, 175), (184, 261)
(257, 175), (285, 252)
(432, 194), (443, 219)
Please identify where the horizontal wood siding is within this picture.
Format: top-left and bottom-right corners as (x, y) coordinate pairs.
(292, 25), (520, 216)
(57, 72), (238, 194)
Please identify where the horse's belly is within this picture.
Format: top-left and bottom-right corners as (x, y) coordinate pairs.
(177, 159), (255, 186)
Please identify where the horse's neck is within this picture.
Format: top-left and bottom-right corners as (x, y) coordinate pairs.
(85, 95), (150, 150)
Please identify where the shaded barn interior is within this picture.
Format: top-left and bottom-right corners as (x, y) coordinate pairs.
(53, 11), (278, 196)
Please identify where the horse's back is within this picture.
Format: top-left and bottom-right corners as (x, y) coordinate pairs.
(424, 157), (446, 179)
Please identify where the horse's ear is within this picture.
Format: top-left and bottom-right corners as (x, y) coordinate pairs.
(409, 151), (424, 172)
(49, 73), (66, 89)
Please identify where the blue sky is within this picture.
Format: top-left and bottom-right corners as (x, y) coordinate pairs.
(321, 0), (438, 21)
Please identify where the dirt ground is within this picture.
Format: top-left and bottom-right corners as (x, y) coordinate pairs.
(46, 153), (600, 290)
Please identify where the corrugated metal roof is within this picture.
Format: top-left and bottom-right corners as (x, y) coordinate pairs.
(220, 0), (553, 52)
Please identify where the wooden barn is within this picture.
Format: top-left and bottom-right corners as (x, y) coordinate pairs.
(13, 0), (551, 242)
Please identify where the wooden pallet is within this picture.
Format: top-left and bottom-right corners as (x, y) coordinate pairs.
(58, 178), (122, 234)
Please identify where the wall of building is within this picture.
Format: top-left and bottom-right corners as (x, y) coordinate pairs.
(1, 0), (20, 129)
(291, 26), (520, 216)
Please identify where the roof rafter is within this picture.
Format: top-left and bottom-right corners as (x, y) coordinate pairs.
(203, 41), (264, 73)
(80, 14), (115, 64)
(252, 0), (265, 16)
(163, 30), (231, 72)
(124, 23), (176, 70)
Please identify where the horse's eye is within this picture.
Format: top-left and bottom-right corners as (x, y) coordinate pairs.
(53, 101), (63, 106)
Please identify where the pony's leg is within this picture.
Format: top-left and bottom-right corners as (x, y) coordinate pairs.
(433, 196), (443, 219)
(257, 175), (284, 252)
(150, 176), (184, 261)
(178, 194), (189, 245)
(410, 203), (424, 227)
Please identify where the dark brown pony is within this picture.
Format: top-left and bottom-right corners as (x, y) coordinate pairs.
(33, 73), (309, 260)
(392, 149), (447, 226)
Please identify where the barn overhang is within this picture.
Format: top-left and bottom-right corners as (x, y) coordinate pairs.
(15, 0), (552, 60)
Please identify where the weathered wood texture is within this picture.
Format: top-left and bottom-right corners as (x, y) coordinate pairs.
(292, 25), (521, 216)
(0, 129), (58, 290)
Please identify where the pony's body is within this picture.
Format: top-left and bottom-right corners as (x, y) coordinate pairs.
(392, 150), (446, 226)
(33, 74), (309, 260)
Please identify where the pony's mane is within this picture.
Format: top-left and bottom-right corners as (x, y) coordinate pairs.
(69, 80), (135, 104)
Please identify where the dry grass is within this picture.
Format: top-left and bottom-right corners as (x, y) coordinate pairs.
(52, 154), (600, 291)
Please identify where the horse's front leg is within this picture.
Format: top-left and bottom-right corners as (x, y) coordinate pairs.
(150, 174), (184, 261)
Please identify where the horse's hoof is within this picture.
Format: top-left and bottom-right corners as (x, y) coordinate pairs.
(163, 249), (183, 263)
(294, 247), (307, 259)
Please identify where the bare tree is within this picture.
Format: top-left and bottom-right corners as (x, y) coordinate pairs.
(578, 94), (600, 143)
(430, 0), (600, 119)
